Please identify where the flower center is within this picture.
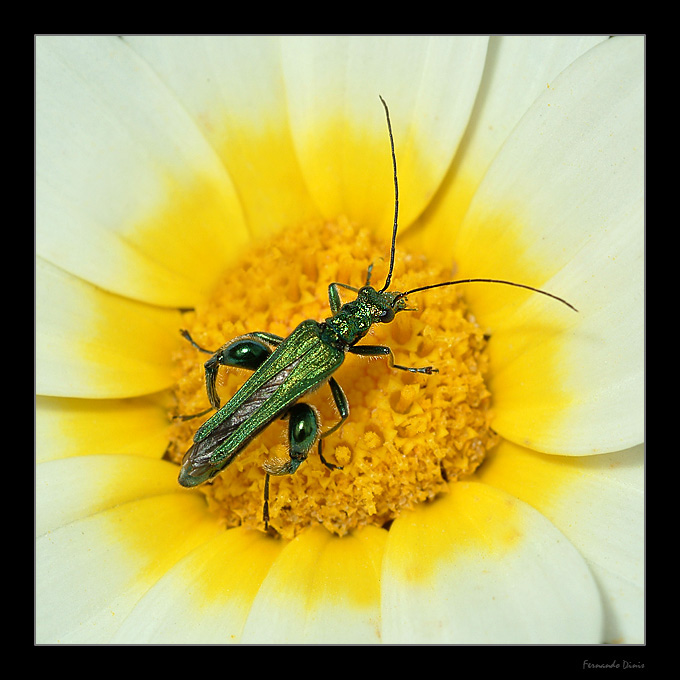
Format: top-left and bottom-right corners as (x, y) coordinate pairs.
(167, 218), (497, 539)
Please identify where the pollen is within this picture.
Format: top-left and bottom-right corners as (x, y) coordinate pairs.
(167, 218), (498, 540)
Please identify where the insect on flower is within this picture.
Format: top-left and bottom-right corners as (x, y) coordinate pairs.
(177, 96), (577, 530)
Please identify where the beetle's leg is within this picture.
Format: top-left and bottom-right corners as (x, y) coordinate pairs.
(317, 377), (348, 470)
(174, 405), (214, 422)
(364, 259), (384, 285)
(264, 403), (319, 477)
(349, 343), (439, 374)
(203, 332), (284, 409)
(263, 472), (272, 531)
(327, 282), (359, 315)
(365, 262), (374, 285)
(179, 329), (215, 354)
(177, 330), (283, 419)
(262, 402), (320, 530)
(247, 331), (285, 347)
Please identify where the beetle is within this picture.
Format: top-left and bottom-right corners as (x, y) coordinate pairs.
(177, 96), (577, 529)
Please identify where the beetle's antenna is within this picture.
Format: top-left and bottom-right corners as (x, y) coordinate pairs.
(394, 278), (578, 312)
(376, 97), (577, 314)
(379, 95), (399, 293)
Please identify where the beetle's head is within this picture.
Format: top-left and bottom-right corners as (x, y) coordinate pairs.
(359, 285), (412, 324)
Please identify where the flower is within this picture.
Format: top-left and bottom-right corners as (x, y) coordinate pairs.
(36, 35), (644, 644)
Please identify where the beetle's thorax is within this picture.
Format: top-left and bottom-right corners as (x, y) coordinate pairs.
(321, 285), (407, 350)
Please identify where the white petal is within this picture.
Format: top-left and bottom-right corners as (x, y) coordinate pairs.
(36, 486), (220, 643)
(36, 455), (181, 536)
(410, 35), (607, 253)
(478, 441), (645, 643)
(36, 395), (170, 463)
(240, 525), (386, 643)
(111, 528), (283, 643)
(381, 481), (603, 643)
(453, 36), (644, 453)
(124, 35), (320, 236)
(36, 258), (181, 398)
(36, 35), (247, 307)
(282, 36), (488, 231)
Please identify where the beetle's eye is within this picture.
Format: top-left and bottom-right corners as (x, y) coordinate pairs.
(380, 307), (396, 323)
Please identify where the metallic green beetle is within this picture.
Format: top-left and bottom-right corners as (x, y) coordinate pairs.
(177, 97), (576, 529)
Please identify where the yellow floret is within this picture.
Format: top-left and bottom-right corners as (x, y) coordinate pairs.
(168, 218), (497, 539)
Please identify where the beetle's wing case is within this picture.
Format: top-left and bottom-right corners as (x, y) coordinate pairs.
(178, 320), (345, 486)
